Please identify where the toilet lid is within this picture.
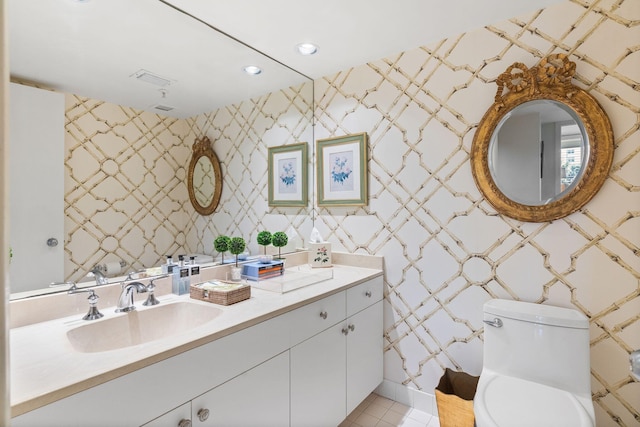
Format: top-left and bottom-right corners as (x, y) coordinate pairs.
(477, 375), (594, 427)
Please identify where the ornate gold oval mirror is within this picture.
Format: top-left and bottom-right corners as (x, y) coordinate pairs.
(471, 54), (614, 222)
(188, 136), (222, 215)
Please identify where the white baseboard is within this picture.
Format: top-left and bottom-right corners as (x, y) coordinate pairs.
(374, 379), (437, 416)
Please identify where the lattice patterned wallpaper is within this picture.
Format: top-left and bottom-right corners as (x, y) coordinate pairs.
(64, 82), (313, 282)
(64, 97), (195, 282)
(61, 0), (637, 425)
(184, 82), (314, 257)
(312, 0), (639, 426)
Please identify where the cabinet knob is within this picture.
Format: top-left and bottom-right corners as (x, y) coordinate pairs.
(319, 311), (328, 320)
(197, 408), (210, 422)
(365, 290), (372, 298)
(178, 419), (192, 427)
(342, 327), (349, 335)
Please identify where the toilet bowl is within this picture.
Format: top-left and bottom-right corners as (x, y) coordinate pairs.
(474, 299), (595, 427)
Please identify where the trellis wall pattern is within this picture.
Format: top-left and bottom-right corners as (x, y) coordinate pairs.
(184, 83), (314, 257)
(312, 1), (639, 426)
(59, 0), (637, 425)
(64, 96), (194, 282)
(63, 82), (313, 283)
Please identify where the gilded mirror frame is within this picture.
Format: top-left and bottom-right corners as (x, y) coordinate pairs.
(187, 136), (223, 215)
(470, 54), (614, 222)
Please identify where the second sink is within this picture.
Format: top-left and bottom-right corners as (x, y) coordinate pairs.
(66, 301), (223, 353)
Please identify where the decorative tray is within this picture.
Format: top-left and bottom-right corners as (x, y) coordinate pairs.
(245, 265), (334, 294)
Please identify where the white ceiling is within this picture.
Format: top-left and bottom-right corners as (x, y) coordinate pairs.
(9, 0), (565, 118)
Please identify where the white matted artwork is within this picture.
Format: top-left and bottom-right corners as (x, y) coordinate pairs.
(268, 142), (308, 207)
(316, 133), (368, 206)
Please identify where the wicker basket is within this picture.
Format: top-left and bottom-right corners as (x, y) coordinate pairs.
(435, 368), (479, 427)
(190, 281), (250, 305)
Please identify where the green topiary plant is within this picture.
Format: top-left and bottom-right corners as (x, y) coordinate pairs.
(257, 231), (272, 254)
(229, 237), (246, 267)
(271, 231), (288, 260)
(214, 235), (231, 264)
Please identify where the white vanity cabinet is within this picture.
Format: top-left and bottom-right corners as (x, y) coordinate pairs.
(12, 275), (383, 427)
(141, 402), (192, 427)
(12, 312), (292, 427)
(191, 351), (290, 427)
(291, 277), (383, 426)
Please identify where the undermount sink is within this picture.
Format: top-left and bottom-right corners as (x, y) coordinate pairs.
(66, 301), (223, 353)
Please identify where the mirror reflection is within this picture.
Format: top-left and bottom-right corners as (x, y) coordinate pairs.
(8, 0), (313, 299)
(470, 54), (614, 223)
(489, 100), (588, 206)
(194, 157), (216, 207)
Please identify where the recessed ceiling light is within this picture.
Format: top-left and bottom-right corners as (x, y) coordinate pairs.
(243, 65), (262, 75)
(296, 43), (318, 56)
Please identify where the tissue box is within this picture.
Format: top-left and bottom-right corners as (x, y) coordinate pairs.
(309, 243), (332, 268)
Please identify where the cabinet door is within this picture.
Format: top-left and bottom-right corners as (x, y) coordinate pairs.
(141, 402), (191, 427)
(346, 300), (383, 414)
(290, 322), (347, 427)
(191, 351), (289, 427)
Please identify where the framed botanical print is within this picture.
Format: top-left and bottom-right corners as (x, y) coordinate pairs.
(268, 142), (308, 207)
(316, 133), (368, 207)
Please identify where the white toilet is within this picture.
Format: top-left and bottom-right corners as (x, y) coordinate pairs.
(474, 299), (595, 427)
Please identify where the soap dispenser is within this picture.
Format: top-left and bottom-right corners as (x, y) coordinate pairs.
(162, 255), (175, 274)
(189, 256), (201, 285)
(178, 255), (190, 294)
(172, 255), (189, 295)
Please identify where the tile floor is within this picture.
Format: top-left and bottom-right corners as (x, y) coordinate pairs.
(340, 394), (440, 427)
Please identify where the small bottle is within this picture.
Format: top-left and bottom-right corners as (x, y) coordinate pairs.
(178, 255), (190, 295)
(189, 256), (201, 285)
(171, 255), (182, 295)
(162, 255), (174, 274)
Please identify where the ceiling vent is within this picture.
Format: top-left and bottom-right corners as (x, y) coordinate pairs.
(151, 104), (175, 112)
(131, 69), (175, 87)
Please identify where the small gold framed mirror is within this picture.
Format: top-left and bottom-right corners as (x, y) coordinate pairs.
(188, 136), (222, 215)
(470, 54), (614, 222)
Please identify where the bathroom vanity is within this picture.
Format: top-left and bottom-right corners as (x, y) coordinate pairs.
(10, 254), (383, 426)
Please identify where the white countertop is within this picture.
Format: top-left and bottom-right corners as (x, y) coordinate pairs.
(10, 256), (383, 417)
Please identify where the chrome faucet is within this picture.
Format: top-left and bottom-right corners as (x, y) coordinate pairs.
(88, 266), (109, 286)
(116, 281), (148, 313)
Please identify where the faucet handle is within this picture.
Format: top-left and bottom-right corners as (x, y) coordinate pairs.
(142, 276), (166, 306)
(82, 290), (104, 320)
(67, 286), (104, 320)
(50, 281), (77, 291)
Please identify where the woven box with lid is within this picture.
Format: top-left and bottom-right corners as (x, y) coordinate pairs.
(190, 281), (250, 305)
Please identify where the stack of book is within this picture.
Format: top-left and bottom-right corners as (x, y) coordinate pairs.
(242, 260), (284, 280)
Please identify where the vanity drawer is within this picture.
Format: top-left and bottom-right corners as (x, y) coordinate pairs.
(346, 276), (383, 317)
(289, 291), (346, 347)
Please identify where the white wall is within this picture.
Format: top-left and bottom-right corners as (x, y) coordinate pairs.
(495, 112), (541, 204)
(1, 0), (11, 423)
(9, 83), (64, 293)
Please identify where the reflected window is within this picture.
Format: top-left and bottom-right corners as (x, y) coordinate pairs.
(560, 123), (583, 191)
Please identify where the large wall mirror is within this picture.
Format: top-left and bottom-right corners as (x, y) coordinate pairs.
(471, 54), (614, 222)
(8, 0), (313, 299)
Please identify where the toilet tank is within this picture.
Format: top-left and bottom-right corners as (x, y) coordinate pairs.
(482, 299), (591, 398)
